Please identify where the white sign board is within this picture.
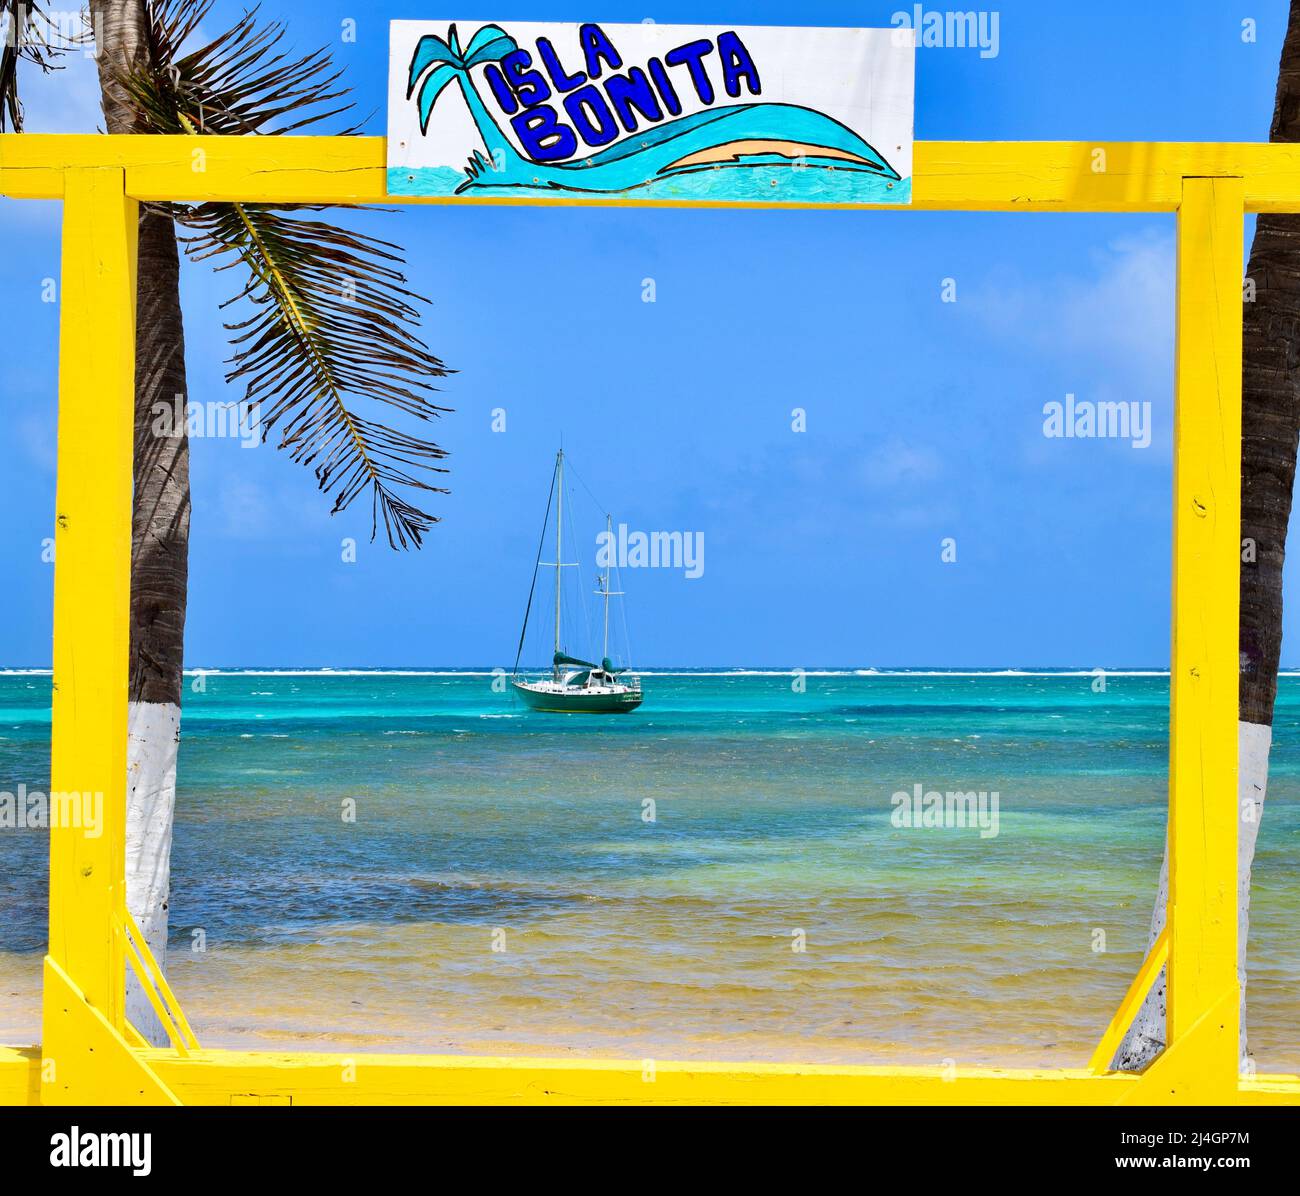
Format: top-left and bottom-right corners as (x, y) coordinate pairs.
(387, 21), (915, 204)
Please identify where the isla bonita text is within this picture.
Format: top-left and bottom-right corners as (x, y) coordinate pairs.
(483, 24), (762, 162)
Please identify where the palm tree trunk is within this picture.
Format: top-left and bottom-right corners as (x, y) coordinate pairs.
(1114, 0), (1300, 1072)
(89, 0), (190, 1047)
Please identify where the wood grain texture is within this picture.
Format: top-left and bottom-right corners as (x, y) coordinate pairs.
(1167, 177), (1243, 1079)
(6, 136), (1300, 210)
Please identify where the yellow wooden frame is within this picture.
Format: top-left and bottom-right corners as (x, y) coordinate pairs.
(0, 134), (1297, 1105)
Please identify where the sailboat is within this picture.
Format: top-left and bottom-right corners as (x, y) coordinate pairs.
(511, 450), (644, 714)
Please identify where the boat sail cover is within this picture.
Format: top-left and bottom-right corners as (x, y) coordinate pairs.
(553, 651), (625, 675)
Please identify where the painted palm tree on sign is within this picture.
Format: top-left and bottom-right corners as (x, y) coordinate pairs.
(1114, 0), (1300, 1073)
(2, 0), (450, 1043)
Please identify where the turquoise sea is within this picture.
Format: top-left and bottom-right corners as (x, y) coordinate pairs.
(0, 671), (1296, 1068)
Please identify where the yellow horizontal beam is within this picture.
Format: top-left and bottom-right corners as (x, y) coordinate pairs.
(3, 1046), (1295, 1105)
(149, 1051), (1141, 1106)
(131, 1049), (1295, 1106)
(0, 1047), (40, 1105)
(4, 135), (1300, 210)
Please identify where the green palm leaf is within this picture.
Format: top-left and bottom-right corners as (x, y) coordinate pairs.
(118, 0), (451, 548)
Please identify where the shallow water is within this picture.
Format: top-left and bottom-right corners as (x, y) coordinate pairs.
(0, 671), (1296, 1068)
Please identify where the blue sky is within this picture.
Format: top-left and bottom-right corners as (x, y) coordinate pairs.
(0, 1), (1290, 667)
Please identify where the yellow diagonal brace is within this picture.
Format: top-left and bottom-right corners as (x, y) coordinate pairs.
(121, 912), (200, 1052)
(40, 957), (180, 1106)
(121, 930), (189, 1056)
(1088, 927), (1170, 1073)
(1120, 991), (1243, 1104)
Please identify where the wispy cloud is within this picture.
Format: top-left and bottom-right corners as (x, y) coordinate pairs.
(858, 439), (942, 489)
(965, 229), (1176, 380)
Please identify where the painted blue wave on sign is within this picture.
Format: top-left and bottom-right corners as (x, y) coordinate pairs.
(403, 23), (906, 200)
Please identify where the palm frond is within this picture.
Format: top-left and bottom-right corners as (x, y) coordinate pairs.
(180, 201), (451, 548)
(1, 1), (85, 131)
(116, 0), (450, 548)
(122, 0), (360, 136)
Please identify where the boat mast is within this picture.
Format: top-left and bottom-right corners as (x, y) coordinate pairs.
(596, 513), (625, 673)
(602, 513), (611, 663)
(554, 449), (563, 679)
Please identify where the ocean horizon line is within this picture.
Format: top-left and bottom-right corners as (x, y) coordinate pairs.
(0, 665), (1245, 678)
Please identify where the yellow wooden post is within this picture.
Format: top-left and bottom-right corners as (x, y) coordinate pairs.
(42, 165), (177, 1104)
(43, 166), (136, 1058)
(1163, 175), (1244, 1092)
